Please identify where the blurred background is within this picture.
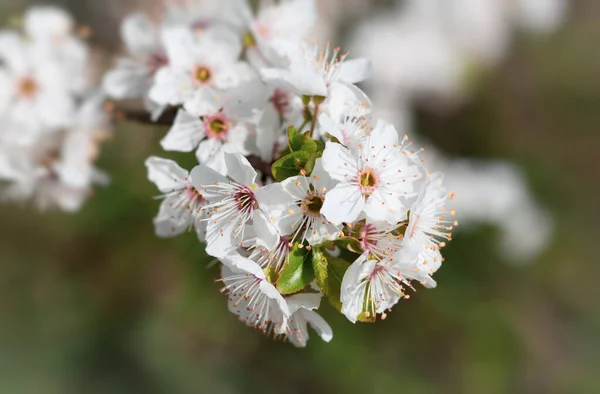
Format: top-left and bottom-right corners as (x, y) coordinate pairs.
(0, 0), (599, 393)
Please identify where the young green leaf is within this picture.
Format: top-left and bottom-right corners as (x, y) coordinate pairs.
(312, 246), (329, 295)
(276, 243), (315, 295)
(271, 151), (310, 181)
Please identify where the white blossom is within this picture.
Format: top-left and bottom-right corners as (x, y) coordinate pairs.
(190, 152), (277, 258)
(149, 25), (253, 109)
(146, 156), (206, 239)
(321, 120), (422, 225)
(257, 159), (339, 245)
(103, 13), (167, 116)
(219, 254), (290, 335)
(284, 293), (333, 347)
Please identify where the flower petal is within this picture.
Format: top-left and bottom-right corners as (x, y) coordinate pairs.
(160, 109), (204, 152)
(145, 156), (188, 193)
(321, 183), (364, 225)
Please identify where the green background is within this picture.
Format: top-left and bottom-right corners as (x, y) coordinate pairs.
(0, 0), (598, 393)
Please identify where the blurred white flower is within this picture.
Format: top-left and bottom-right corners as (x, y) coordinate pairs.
(103, 13), (166, 115)
(149, 26), (253, 109)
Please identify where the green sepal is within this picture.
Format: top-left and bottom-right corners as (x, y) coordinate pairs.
(276, 243), (315, 295)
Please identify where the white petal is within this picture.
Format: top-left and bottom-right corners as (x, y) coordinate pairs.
(37, 93), (76, 129)
(0, 32), (27, 72)
(145, 156), (188, 193)
(153, 196), (193, 237)
(369, 119), (400, 148)
(321, 183), (364, 225)
(251, 210), (280, 250)
(255, 182), (295, 211)
(204, 220), (237, 258)
(190, 164), (228, 197)
(102, 59), (150, 99)
(318, 113), (343, 142)
(260, 66), (327, 97)
(0, 68), (15, 112)
(300, 309), (333, 342)
(364, 190), (407, 223)
(337, 58), (371, 84)
(161, 27), (196, 69)
(340, 255), (374, 323)
(122, 13), (159, 56)
(259, 280), (290, 333)
(321, 141), (358, 181)
(222, 254), (265, 278)
(223, 152), (257, 185)
(149, 67), (194, 106)
(310, 158), (337, 194)
(160, 109), (204, 152)
(286, 293), (322, 315)
(24, 6), (72, 42)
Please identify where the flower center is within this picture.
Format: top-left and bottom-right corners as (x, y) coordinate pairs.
(243, 31), (257, 47)
(359, 223), (378, 250)
(194, 66), (212, 84)
(358, 168), (379, 196)
(303, 194), (324, 216)
(18, 77), (38, 98)
(234, 186), (257, 214)
(204, 114), (230, 140)
(185, 186), (205, 207)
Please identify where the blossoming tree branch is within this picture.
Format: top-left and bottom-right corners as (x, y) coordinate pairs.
(0, 1), (457, 347)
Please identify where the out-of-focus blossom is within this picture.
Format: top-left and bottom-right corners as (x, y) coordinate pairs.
(0, 6), (110, 212)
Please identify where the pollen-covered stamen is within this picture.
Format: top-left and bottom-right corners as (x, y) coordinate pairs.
(338, 115), (370, 146)
(249, 236), (292, 272)
(286, 315), (308, 344)
(314, 43), (349, 85)
(357, 167), (379, 196)
(200, 181), (258, 243)
(358, 223), (402, 259)
(203, 113), (230, 140)
(193, 65), (212, 84)
(362, 263), (412, 318)
(407, 198), (456, 249)
(18, 76), (38, 99)
(302, 193), (324, 217)
(183, 185), (206, 211)
(220, 272), (276, 333)
(285, 175), (332, 245)
(156, 181), (206, 232)
(234, 186), (258, 215)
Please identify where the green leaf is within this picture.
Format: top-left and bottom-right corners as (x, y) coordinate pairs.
(271, 151), (310, 181)
(303, 152), (320, 175)
(276, 243), (315, 295)
(314, 138), (325, 153)
(301, 137), (318, 154)
(312, 246), (330, 295)
(287, 126), (304, 152)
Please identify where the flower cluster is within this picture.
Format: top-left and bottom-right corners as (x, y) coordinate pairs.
(105, 0), (456, 347)
(0, 7), (110, 212)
